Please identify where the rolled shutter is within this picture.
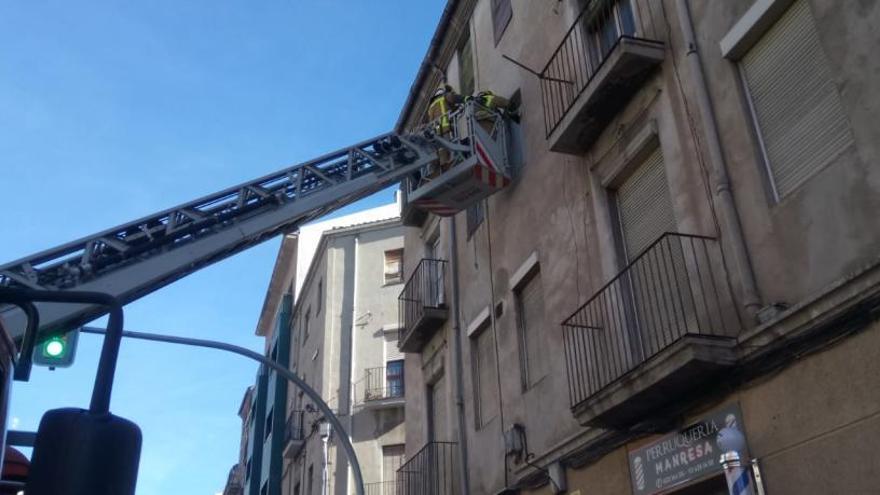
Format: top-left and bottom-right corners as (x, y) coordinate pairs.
(519, 272), (547, 387)
(385, 333), (404, 362)
(616, 147), (675, 261)
(740, 0), (854, 199)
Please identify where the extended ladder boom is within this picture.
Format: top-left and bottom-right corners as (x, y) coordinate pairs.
(1, 101), (514, 340)
(0, 132), (440, 339)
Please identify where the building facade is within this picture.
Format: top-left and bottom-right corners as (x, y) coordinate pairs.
(282, 217), (408, 495)
(396, 0), (880, 494)
(236, 201), (408, 495)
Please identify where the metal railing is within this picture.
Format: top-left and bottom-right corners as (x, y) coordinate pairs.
(540, 0), (660, 137)
(285, 410), (305, 444)
(398, 259), (448, 344)
(365, 480), (405, 495)
(562, 233), (741, 409)
(396, 442), (458, 495)
(364, 366), (405, 402)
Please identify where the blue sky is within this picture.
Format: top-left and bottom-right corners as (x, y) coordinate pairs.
(0, 1), (444, 493)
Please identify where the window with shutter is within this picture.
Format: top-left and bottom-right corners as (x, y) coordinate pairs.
(384, 249), (404, 284)
(516, 271), (548, 389)
(458, 35), (475, 97)
(492, 0), (513, 45)
(471, 323), (499, 428)
(616, 146), (675, 261)
(466, 200), (484, 238)
(740, 0), (854, 200)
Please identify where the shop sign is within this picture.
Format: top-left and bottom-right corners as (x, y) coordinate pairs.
(627, 403), (748, 494)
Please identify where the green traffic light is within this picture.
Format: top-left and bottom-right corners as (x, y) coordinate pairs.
(45, 338), (66, 358)
(33, 328), (79, 368)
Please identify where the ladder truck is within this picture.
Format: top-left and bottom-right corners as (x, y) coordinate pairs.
(0, 101), (513, 494)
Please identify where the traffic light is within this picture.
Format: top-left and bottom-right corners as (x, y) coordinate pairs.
(33, 328), (80, 368)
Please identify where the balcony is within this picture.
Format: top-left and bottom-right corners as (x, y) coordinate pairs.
(281, 410), (306, 459)
(562, 234), (742, 429)
(365, 481), (404, 495)
(398, 259), (448, 353)
(358, 365), (406, 410)
(541, 0), (664, 154)
(397, 442), (458, 495)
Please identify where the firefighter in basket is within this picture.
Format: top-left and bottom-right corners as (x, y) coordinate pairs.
(426, 84), (464, 178)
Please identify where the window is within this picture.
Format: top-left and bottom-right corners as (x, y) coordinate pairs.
(316, 279), (323, 315)
(466, 200), (484, 238)
(303, 307), (311, 342)
(458, 34), (475, 97)
(739, 0), (854, 200)
(471, 323), (499, 428)
(271, 340), (278, 362)
(427, 377), (447, 441)
(583, 0), (636, 66)
(260, 481), (268, 495)
(491, 0), (513, 45)
(516, 271), (548, 389)
(386, 360), (405, 398)
(246, 458), (252, 481)
(307, 465), (314, 495)
(294, 483), (300, 495)
(615, 146), (674, 261)
(382, 444), (406, 482)
(384, 249), (404, 284)
(264, 406), (274, 440)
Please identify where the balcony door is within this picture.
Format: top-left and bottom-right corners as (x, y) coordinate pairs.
(425, 235), (445, 308)
(582, 0), (637, 69)
(613, 146), (678, 367)
(616, 146), (675, 262)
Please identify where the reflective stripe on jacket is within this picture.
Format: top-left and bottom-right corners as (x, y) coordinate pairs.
(428, 96), (451, 134)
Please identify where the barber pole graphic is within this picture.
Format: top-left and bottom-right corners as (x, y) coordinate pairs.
(632, 456), (646, 491)
(718, 426), (754, 495)
(720, 452), (754, 495)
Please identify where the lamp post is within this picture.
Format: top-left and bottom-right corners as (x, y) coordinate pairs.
(80, 325), (366, 495)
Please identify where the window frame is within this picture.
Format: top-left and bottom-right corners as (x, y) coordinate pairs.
(466, 200), (485, 239)
(383, 248), (404, 285)
(458, 32), (475, 98)
(303, 307), (311, 342)
(470, 321), (498, 429)
(386, 359), (405, 398)
(514, 269), (547, 391)
(491, 0), (513, 45)
(264, 406), (274, 441)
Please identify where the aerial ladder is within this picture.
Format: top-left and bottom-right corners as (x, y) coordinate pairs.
(0, 100), (513, 494)
(0, 101), (513, 340)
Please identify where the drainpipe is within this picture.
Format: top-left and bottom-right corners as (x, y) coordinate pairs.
(322, 430), (330, 495)
(675, 0), (761, 317)
(449, 216), (471, 495)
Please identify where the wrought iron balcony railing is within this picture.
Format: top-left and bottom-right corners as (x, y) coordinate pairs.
(364, 480), (404, 495)
(363, 366), (405, 403)
(396, 442), (458, 495)
(285, 410), (305, 444)
(540, 0), (663, 147)
(562, 233), (741, 410)
(398, 259), (448, 352)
